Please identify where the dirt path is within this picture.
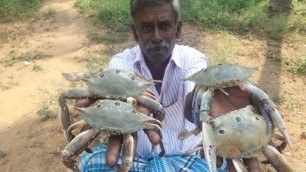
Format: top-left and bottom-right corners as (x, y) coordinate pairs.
(0, 0), (305, 172)
(0, 0), (89, 171)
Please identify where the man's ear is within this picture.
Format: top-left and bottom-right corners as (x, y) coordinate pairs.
(131, 24), (139, 41)
(175, 21), (182, 39)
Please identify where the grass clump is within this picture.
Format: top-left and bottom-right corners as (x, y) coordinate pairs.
(0, 0), (43, 23)
(286, 56), (306, 74)
(3, 50), (52, 67)
(36, 106), (57, 121)
(84, 53), (104, 70)
(87, 31), (129, 44)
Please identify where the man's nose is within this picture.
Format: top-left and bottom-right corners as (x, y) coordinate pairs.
(152, 27), (162, 42)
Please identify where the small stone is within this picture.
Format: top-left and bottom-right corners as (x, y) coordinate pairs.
(24, 61), (30, 66)
(301, 132), (306, 140)
(284, 152), (291, 156)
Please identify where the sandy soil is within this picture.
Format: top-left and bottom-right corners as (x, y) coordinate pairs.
(0, 0), (305, 171)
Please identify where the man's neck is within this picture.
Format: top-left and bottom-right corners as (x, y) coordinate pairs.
(145, 56), (171, 94)
(145, 56), (170, 80)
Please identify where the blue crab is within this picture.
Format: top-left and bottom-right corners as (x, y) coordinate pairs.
(58, 68), (166, 141)
(179, 63), (292, 172)
(61, 98), (163, 171)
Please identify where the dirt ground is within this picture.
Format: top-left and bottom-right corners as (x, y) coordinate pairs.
(0, 0), (305, 171)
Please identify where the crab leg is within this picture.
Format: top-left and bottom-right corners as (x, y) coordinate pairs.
(66, 120), (91, 141)
(135, 95), (166, 122)
(62, 68), (102, 81)
(242, 82), (292, 149)
(182, 141), (203, 156)
(232, 159), (248, 172)
(61, 128), (100, 170)
(262, 145), (293, 172)
(178, 85), (206, 140)
(144, 122), (165, 156)
(178, 128), (201, 140)
(200, 88), (217, 172)
(59, 89), (95, 142)
(118, 134), (134, 172)
(193, 85), (207, 127)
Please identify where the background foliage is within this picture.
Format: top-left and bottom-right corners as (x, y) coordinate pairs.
(0, 0), (43, 22)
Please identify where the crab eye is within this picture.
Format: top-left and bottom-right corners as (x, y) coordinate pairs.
(115, 70), (121, 74)
(219, 129), (225, 134)
(235, 117), (242, 123)
(114, 102), (121, 106)
(131, 76), (135, 80)
(132, 110), (136, 113)
(100, 74), (105, 78)
(255, 117), (259, 120)
(97, 104), (101, 108)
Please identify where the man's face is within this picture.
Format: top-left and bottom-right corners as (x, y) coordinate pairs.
(132, 3), (181, 64)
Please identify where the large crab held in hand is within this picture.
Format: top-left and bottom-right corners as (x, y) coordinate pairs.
(179, 63), (293, 172)
(58, 68), (166, 171)
(62, 98), (163, 171)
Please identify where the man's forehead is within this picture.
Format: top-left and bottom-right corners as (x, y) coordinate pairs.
(134, 3), (175, 22)
(130, 0), (172, 6)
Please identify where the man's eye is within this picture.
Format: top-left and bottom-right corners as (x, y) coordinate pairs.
(161, 24), (171, 30)
(142, 25), (152, 32)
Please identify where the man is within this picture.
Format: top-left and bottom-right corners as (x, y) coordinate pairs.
(77, 0), (260, 171)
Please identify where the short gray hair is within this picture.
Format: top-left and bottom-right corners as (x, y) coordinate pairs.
(130, 0), (180, 23)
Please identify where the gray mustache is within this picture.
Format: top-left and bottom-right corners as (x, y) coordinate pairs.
(145, 40), (170, 50)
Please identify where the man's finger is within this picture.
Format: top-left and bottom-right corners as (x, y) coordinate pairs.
(243, 157), (260, 172)
(144, 129), (161, 145)
(75, 98), (96, 107)
(106, 135), (123, 167)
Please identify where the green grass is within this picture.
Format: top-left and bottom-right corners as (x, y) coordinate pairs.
(75, 0), (130, 32)
(32, 64), (43, 72)
(286, 56), (306, 74)
(75, 0), (305, 38)
(74, 0), (306, 74)
(85, 53), (105, 70)
(87, 31), (129, 44)
(0, 0), (43, 22)
(36, 106), (57, 121)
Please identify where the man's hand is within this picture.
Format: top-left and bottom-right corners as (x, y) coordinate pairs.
(184, 86), (260, 171)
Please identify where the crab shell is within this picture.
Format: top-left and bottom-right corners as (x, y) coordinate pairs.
(211, 105), (273, 159)
(75, 99), (162, 134)
(185, 63), (254, 88)
(64, 68), (153, 99)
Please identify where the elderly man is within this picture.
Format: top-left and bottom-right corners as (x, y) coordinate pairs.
(77, 0), (260, 171)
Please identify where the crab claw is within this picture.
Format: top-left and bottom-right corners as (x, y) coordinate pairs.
(243, 82), (292, 149)
(62, 129), (99, 170)
(200, 88), (217, 172)
(202, 121), (217, 172)
(62, 68), (102, 81)
(262, 145), (293, 172)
